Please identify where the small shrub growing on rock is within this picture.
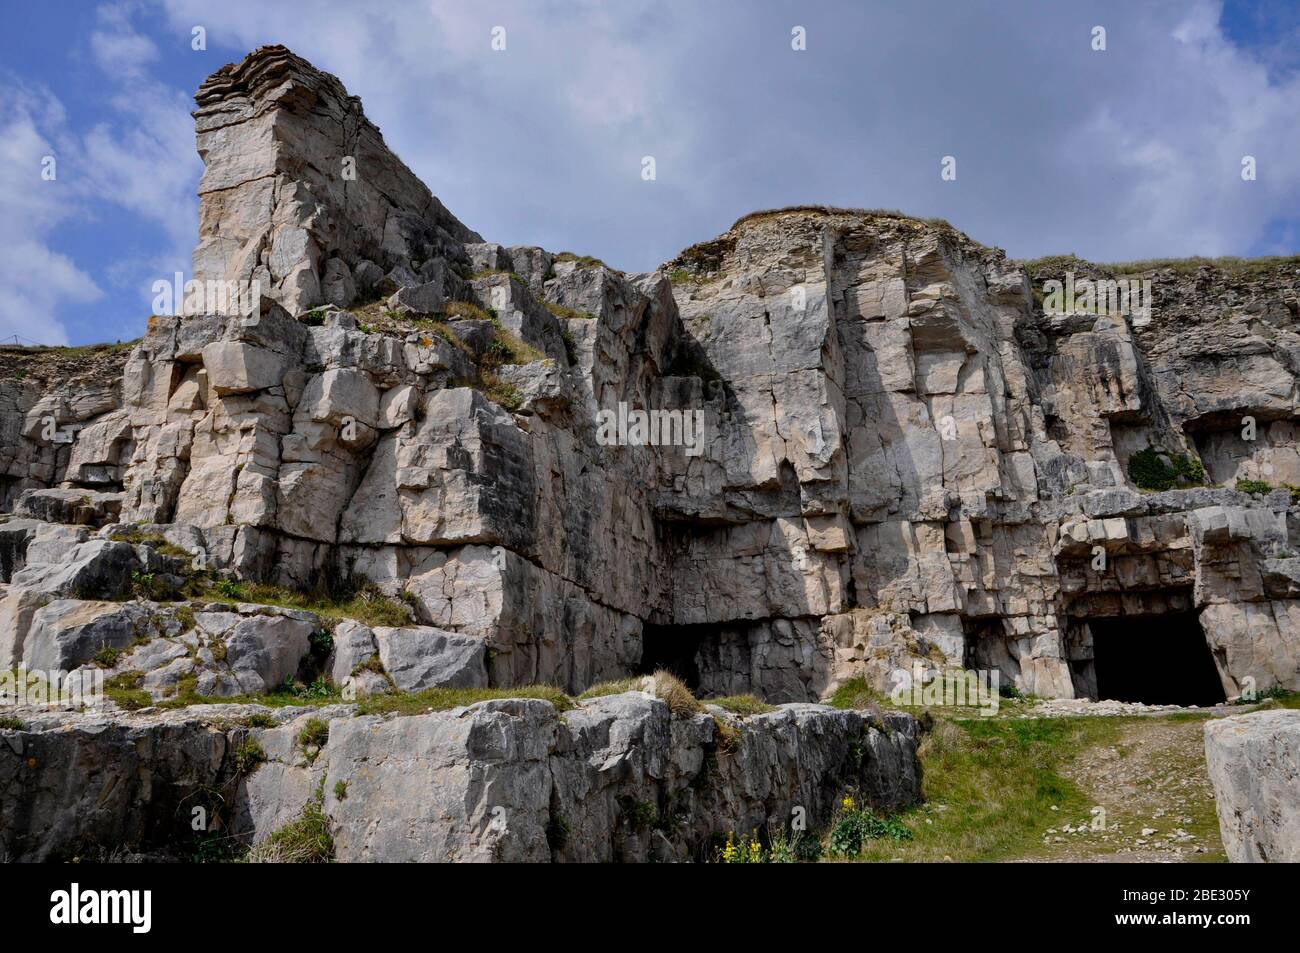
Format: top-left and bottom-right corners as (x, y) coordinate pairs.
(214, 578), (246, 600)
(233, 738), (266, 775)
(617, 796), (659, 830)
(298, 717), (329, 757)
(333, 780), (348, 801)
(309, 628), (333, 657)
(718, 830), (766, 863)
(130, 570), (177, 601)
(1128, 447), (1205, 491)
(92, 646), (121, 668)
(719, 829), (804, 863)
(711, 716), (742, 753)
(792, 831), (823, 862)
(829, 795), (912, 857)
(0, 716), (26, 731)
(248, 789), (333, 864)
(766, 834), (797, 863)
(1236, 478), (1272, 495)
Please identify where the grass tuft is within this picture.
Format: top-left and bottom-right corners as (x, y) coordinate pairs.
(708, 694), (775, 716)
(356, 683), (575, 717)
(650, 670), (703, 717)
(578, 677), (645, 700)
(248, 789), (333, 863)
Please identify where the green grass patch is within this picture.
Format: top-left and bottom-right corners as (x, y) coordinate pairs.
(92, 646), (122, 668)
(356, 684), (576, 717)
(852, 716), (1123, 862)
(649, 670), (703, 717)
(248, 788), (333, 863)
(554, 251), (609, 269)
(297, 717), (330, 757)
(480, 371), (523, 411)
(104, 671), (152, 710)
(444, 300), (494, 322)
(542, 300), (596, 321)
(471, 269), (527, 284)
(1128, 447), (1205, 492)
(1241, 687), (1300, 709)
(0, 716), (26, 731)
(1236, 478), (1272, 495)
(157, 674), (342, 711)
(190, 578), (411, 628)
(578, 677), (644, 700)
(708, 694), (776, 716)
(829, 676), (890, 711)
(233, 738), (266, 775)
(483, 327), (546, 368)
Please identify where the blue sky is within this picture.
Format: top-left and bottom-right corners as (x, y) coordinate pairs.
(2, 0), (1298, 346)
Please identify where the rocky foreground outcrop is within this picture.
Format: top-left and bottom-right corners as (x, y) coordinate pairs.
(0, 692), (918, 862)
(1204, 709), (1300, 863)
(0, 44), (1298, 861)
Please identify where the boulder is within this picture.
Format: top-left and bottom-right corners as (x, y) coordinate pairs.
(373, 625), (488, 691)
(1204, 709), (1300, 862)
(200, 342), (286, 395)
(22, 600), (156, 671)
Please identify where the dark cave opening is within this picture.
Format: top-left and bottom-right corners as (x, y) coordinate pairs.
(1089, 611), (1226, 706)
(636, 623), (711, 690)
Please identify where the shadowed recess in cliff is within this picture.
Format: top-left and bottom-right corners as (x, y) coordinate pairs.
(1089, 612), (1226, 706)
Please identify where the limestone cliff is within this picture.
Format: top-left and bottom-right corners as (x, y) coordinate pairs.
(3, 44), (1299, 713)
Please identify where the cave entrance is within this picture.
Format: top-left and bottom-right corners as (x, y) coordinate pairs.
(636, 623), (709, 690)
(1089, 611), (1225, 706)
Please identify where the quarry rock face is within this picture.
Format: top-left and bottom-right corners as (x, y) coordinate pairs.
(0, 694), (918, 863)
(1, 45), (1298, 861)
(1204, 710), (1300, 862)
(191, 44), (481, 314)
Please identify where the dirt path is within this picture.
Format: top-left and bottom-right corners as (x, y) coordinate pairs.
(1024, 714), (1225, 863)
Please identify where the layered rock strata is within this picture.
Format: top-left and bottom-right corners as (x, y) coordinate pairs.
(2, 44), (1298, 713)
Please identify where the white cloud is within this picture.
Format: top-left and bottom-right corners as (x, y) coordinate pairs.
(0, 84), (102, 346)
(11, 0), (1298, 346)
(91, 1), (161, 79)
(145, 0), (1299, 269)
